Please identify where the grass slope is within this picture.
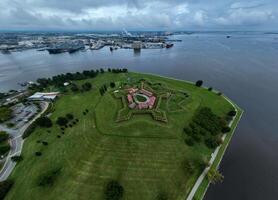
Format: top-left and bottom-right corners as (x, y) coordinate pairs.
(6, 72), (238, 200)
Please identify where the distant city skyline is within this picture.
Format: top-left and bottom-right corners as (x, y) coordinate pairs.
(0, 0), (278, 31)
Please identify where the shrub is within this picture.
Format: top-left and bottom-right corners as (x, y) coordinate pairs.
(37, 168), (61, 187)
(217, 92), (222, 96)
(195, 80), (203, 87)
(0, 180), (14, 200)
(11, 155), (23, 162)
(56, 117), (68, 126)
(36, 117), (53, 128)
(105, 180), (124, 200)
(57, 135), (61, 138)
(208, 87), (213, 91)
(228, 110), (237, 117)
(42, 141), (48, 145)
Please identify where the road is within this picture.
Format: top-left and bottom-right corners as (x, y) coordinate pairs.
(0, 101), (49, 181)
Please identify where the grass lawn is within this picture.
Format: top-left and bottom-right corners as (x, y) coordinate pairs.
(5, 72), (240, 200)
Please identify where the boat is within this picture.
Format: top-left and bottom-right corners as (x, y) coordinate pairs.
(166, 43), (174, 48)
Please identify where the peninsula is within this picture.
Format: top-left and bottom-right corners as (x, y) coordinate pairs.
(0, 69), (242, 200)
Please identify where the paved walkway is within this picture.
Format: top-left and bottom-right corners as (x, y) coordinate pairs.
(0, 101), (49, 181)
(185, 96), (239, 200)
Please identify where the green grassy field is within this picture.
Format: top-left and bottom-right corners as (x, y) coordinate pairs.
(6, 72), (240, 200)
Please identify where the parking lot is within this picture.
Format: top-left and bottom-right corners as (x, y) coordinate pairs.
(8, 103), (38, 129)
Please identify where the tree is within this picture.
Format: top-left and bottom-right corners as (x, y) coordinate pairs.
(100, 68), (105, 73)
(36, 117), (53, 128)
(0, 131), (9, 143)
(156, 192), (168, 200)
(37, 168), (61, 187)
(105, 180), (124, 200)
(56, 117), (68, 126)
(195, 80), (203, 87)
(0, 144), (10, 155)
(11, 155), (23, 162)
(228, 110), (237, 117)
(110, 82), (116, 88)
(0, 180), (14, 200)
(222, 126), (231, 133)
(66, 113), (74, 120)
(35, 152), (42, 156)
(208, 87), (213, 91)
(207, 168), (224, 184)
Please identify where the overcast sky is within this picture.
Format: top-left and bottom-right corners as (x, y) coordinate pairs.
(0, 0), (277, 31)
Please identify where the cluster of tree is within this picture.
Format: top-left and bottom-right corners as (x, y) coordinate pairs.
(31, 68), (128, 91)
(81, 82), (92, 91)
(0, 106), (12, 122)
(56, 113), (76, 128)
(0, 180), (14, 200)
(37, 167), (61, 187)
(108, 68), (128, 73)
(99, 84), (108, 96)
(184, 107), (228, 149)
(36, 116), (53, 128)
(105, 180), (124, 200)
(70, 83), (79, 92)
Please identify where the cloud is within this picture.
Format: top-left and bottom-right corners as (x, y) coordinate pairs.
(0, 0), (277, 30)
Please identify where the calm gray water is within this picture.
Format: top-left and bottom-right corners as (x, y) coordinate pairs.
(1, 33), (278, 199)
